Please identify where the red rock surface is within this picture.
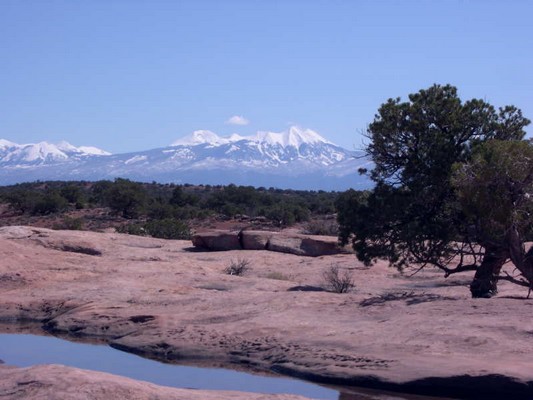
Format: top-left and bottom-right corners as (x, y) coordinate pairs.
(1, 226), (533, 399)
(0, 364), (308, 400)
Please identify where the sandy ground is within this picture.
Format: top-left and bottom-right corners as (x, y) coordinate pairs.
(0, 226), (533, 399)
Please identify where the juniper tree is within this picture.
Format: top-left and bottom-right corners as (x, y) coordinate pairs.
(337, 84), (531, 298)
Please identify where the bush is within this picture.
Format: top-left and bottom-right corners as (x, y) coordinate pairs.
(322, 264), (354, 293)
(147, 202), (175, 220)
(224, 258), (251, 276)
(304, 219), (338, 236)
(105, 178), (147, 218)
(116, 223), (147, 236)
(264, 203), (310, 227)
(4, 189), (40, 214)
(117, 219), (191, 240)
(31, 191), (68, 215)
(143, 219), (191, 240)
(60, 184), (84, 204)
(52, 216), (84, 230)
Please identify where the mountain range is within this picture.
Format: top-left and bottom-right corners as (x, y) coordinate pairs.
(0, 127), (372, 191)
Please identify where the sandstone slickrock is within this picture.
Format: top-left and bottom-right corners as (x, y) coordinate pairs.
(1, 226), (533, 399)
(0, 364), (309, 400)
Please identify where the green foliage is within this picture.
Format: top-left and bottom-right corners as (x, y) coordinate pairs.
(60, 184), (84, 205)
(117, 218), (191, 240)
(143, 219), (191, 240)
(89, 180), (113, 204)
(53, 216), (84, 230)
(169, 186), (199, 207)
(31, 190), (69, 215)
(452, 140), (533, 245)
(337, 84), (531, 282)
(303, 219), (338, 236)
(3, 189), (40, 214)
(116, 223), (146, 236)
(147, 201), (175, 220)
(105, 178), (147, 218)
(0, 180), (339, 228)
(335, 190), (369, 246)
(263, 202), (310, 227)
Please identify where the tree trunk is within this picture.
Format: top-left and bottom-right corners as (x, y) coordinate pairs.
(470, 246), (507, 298)
(507, 225), (533, 287)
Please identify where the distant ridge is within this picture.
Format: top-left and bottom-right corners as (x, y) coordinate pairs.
(0, 127), (372, 190)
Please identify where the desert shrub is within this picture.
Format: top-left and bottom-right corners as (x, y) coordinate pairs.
(31, 191), (68, 215)
(89, 180), (113, 205)
(304, 219), (338, 236)
(60, 184), (84, 204)
(263, 203), (309, 227)
(3, 189), (40, 213)
(170, 186), (199, 207)
(52, 216), (84, 230)
(173, 205), (210, 220)
(105, 178), (147, 218)
(143, 219), (191, 240)
(117, 219), (191, 240)
(224, 258), (251, 276)
(117, 223), (146, 236)
(147, 202), (175, 220)
(322, 264), (354, 293)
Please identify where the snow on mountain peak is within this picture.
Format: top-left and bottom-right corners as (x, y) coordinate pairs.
(24, 141), (69, 162)
(171, 130), (230, 146)
(77, 146), (112, 156)
(253, 126), (332, 148)
(0, 139), (111, 165)
(171, 126), (334, 149)
(0, 139), (17, 148)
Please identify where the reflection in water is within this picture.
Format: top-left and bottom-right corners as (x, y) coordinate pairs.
(0, 333), (338, 399)
(0, 332), (454, 400)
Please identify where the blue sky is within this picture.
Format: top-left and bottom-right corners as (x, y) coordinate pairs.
(1, 0), (532, 153)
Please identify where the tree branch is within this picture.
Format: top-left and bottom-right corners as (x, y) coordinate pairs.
(497, 272), (531, 288)
(443, 263), (478, 277)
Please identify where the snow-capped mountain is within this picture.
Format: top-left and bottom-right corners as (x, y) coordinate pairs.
(172, 126), (333, 149)
(0, 140), (111, 167)
(0, 127), (372, 190)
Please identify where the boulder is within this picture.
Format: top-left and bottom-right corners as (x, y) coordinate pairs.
(240, 230), (275, 250)
(191, 230), (346, 257)
(300, 236), (341, 257)
(268, 234), (343, 257)
(267, 235), (305, 256)
(191, 230), (241, 251)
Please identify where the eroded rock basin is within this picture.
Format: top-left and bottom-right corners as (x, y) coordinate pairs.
(0, 329), (455, 400)
(0, 331), (338, 399)
(1, 226), (533, 399)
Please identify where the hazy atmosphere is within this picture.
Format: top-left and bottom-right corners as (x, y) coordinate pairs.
(1, 0), (532, 153)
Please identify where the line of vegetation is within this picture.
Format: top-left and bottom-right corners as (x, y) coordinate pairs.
(0, 179), (345, 234)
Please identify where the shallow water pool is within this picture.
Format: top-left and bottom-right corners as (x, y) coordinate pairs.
(0, 333), (339, 399)
(0, 332), (455, 400)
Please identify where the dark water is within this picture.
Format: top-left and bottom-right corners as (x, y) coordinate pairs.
(0, 333), (452, 400)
